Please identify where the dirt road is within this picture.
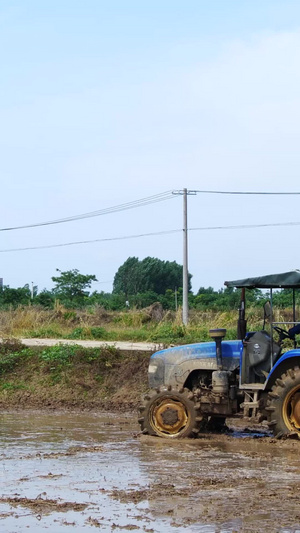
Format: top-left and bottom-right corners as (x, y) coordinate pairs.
(0, 411), (299, 532)
(7, 338), (162, 352)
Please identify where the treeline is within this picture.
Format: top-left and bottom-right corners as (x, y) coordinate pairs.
(0, 259), (298, 311)
(0, 279), (296, 311)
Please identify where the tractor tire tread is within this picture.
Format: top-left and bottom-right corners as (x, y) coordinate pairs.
(267, 366), (300, 437)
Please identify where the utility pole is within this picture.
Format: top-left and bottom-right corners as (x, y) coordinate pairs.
(172, 189), (196, 325)
(182, 188), (188, 325)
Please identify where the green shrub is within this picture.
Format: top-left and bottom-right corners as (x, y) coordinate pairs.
(68, 326), (107, 340)
(27, 327), (64, 338)
(0, 347), (32, 374)
(63, 311), (77, 321)
(0, 381), (28, 391)
(149, 323), (187, 343)
(39, 344), (119, 366)
(39, 345), (78, 364)
(90, 327), (106, 339)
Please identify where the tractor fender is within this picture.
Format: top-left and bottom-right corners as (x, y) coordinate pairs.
(148, 340), (242, 388)
(265, 349), (300, 390)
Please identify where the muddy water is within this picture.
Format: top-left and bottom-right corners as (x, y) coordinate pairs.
(0, 412), (299, 533)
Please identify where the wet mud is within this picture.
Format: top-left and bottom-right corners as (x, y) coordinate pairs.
(0, 411), (299, 532)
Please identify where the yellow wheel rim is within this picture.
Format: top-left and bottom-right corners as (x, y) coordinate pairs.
(150, 397), (189, 436)
(282, 385), (300, 432)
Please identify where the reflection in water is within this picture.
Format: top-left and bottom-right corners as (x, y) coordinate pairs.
(0, 412), (299, 532)
(0, 412), (150, 532)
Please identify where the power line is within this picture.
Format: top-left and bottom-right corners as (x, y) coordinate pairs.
(0, 229), (181, 252)
(0, 191), (175, 232)
(193, 190), (300, 195)
(189, 221), (300, 231)
(1, 220), (300, 253)
(2, 189), (298, 233)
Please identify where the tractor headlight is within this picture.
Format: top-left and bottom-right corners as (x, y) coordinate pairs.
(148, 357), (165, 388)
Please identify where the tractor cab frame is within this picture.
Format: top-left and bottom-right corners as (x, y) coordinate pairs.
(225, 270), (300, 420)
(226, 270), (300, 379)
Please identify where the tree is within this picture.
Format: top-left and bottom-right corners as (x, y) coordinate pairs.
(112, 257), (141, 297)
(52, 269), (97, 307)
(113, 257), (192, 297)
(88, 290), (126, 310)
(0, 285), (31, 307)
(35, 289), (55, 308)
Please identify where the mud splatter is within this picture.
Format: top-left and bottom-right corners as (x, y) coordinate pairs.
(1, 496), (87, 514)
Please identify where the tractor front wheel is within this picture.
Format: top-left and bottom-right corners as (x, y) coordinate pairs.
(138, 386), (203, 438)
(267, 366), (300, 438)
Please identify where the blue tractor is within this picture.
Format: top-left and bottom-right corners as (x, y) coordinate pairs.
(138, 270), (300, 438)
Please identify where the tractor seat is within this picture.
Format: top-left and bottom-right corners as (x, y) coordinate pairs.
(242, 331), (281, 383)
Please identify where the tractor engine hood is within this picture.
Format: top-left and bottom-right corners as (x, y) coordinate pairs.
(148, 340), (243, 388)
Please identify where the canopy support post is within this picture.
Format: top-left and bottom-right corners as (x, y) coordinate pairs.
(270, 288), (273, 369)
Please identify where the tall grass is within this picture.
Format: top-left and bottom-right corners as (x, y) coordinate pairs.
(0, 304), (294, 344)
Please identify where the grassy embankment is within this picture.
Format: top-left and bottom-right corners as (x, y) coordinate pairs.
(0, 339), (149, 409)
(0, 304), (296, 409)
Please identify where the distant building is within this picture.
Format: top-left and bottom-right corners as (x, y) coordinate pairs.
(0, 278), (3, 289)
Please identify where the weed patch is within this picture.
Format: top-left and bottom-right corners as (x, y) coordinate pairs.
(38, 344), (120, 371)
(26, 327), (64, 338)
(149, 323), (187, 344)
(68, 327), (107, 340)
(0, 381), (28, 392)
(0, 341), (33, 374)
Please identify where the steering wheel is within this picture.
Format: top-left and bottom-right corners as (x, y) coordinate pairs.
(273, 326), (291, 340)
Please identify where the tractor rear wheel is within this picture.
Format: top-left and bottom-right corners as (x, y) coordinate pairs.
(267, 366), (300, 438)
(138, 386), (203, 438)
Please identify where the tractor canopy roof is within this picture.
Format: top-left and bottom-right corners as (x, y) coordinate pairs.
(225, 270), (300, 289)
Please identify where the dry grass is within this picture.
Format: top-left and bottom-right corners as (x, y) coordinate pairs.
(0, 307), (56, 337)
(0, 304), (293, 343)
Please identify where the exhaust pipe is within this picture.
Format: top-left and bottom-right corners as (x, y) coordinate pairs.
(209, 328), (227, 370)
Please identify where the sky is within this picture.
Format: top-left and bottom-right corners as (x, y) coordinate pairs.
(1, 0), (300, 294)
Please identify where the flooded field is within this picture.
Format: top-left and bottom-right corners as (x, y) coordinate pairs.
(0, 411), (299, 532)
